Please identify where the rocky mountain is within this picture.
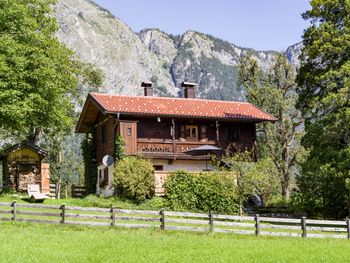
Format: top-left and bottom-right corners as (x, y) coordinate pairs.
(56, 0), (302, 101)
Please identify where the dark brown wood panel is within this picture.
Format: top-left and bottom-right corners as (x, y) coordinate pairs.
(95, 117), (115, 164)
(120, 121), (137, 155)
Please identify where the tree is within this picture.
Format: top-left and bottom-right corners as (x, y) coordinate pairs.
(0, 0), (102, 143)
(296, 0), (350, 218)
(222, 151), (280, 212)
(238, 53), (303, 199)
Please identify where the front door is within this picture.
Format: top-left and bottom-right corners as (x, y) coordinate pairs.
(119, 121), (137, 155)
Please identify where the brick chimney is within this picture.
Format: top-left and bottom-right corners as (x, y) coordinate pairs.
(141, 82), (153, 96)
(182, 82), (197, 98)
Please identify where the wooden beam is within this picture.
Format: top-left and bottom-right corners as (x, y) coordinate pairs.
(171, 118), (176, 157)
(216, 121), (220, 144)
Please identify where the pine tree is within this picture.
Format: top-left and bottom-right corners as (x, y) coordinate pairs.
(296, 0), (350, 218)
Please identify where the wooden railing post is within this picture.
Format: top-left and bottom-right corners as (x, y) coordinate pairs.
(255, 214), (260, 236)
(301, 216), (307, 238)
(11, 201), (16, 221)
(160, 209), (165, 230)
(346, 217), (350, 239)
(60, 204), (66, 224)
(111, 206), (116, 227)
(209, 211), (214, 233)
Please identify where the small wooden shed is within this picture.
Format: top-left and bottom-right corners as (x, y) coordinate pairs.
(0, 142), (50, 194)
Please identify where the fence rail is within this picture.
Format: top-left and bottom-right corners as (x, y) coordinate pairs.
(0, 201), (349, 239)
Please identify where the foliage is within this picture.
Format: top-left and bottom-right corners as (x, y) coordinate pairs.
(165, 170), (239, 214)
(296, 0), (350, 218)
(222, 151), (281, 209)
(238, 53), (303, 198)
(114, 135), (125, 161)
(0, 0), (102, 143)
(81, 131), (97, 194)
(113, 157), (155, 203)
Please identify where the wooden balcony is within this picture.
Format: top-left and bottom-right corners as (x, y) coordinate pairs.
(137, 138), (218, 159)
(136, 138), (254, 160)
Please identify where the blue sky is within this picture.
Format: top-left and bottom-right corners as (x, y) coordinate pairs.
(93, 0), (311, 51)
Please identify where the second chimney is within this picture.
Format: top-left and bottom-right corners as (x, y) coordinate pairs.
(141, 82), (153, 96)
(182, 82), (197, 98)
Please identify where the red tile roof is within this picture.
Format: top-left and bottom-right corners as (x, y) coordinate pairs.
(89, 93), (276, 122)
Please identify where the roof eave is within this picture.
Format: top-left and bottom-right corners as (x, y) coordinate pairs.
(75, 93), (108, 133)
(104, 111), (276, 123)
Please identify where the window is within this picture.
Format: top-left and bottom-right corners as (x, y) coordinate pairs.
(228, 127), (240, 142)
(185, 125), (198, 141)
(101, 125), (106, 144)
(99, 167), (109, 187)
(127, 127), (132, 136)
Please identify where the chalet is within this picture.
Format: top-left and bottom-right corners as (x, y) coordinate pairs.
(76, 82), (276, 196)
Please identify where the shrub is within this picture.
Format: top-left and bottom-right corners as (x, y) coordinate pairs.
(113, 157), (154, 203)
(165, 170), (239, 214)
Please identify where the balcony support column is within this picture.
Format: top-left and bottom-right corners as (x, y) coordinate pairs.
(216, 121), (220, 146)
(171, 118), (176, 158)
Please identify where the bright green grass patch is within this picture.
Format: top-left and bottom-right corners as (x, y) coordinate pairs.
(0, 222), (349, 263)
(0, 194), (167, 210)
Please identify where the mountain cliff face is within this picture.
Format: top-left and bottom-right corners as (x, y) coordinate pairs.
(56, 0), (302, 101)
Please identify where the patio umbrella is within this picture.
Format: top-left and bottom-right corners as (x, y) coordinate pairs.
(184, 145), (223, 171)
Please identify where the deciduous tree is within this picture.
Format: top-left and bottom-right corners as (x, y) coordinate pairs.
(239, 54), (303, 199)
(0, 0), (102, 143)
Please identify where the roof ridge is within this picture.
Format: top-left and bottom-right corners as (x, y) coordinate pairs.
(89, 92), (251, 105)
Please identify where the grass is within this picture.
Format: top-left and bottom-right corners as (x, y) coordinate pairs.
(0, 222), (349, 263)
(0, 193), (167, 210)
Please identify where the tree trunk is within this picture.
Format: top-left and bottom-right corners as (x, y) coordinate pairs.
(28, 128), (41, 144)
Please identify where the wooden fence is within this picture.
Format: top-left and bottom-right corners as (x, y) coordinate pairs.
(0, 201), (349, 239)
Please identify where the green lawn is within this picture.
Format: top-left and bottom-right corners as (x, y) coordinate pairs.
(0, 193), (167, 211)
(0, 222), (349, 263)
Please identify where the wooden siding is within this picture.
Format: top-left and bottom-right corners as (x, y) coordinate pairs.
(94, 115), (257, 163)
(95, 117), (115, 164)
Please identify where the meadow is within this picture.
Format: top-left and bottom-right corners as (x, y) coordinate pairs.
(0, 222), (349, 263)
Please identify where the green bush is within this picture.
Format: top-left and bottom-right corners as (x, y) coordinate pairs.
(113, 157), (155, 203)
(165, 170), (239, 214)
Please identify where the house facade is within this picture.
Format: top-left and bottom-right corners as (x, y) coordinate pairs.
(76, 83), (276, 196)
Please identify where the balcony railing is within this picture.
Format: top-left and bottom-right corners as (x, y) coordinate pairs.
(137, 138), (218, 156)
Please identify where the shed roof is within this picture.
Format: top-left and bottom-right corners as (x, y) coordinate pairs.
(0, 142), (47, 160)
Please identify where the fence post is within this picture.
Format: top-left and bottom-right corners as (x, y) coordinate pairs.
(111, 206), (116, 227)
(301, 216), (307, 238)
(346, 217), (350, 239)
(60, 204), (66, 224)
(11, 201), (16, 221)
(255, 214), (260, 236)
(160, 209), (165, 230)
(209, 211), (214, 233)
